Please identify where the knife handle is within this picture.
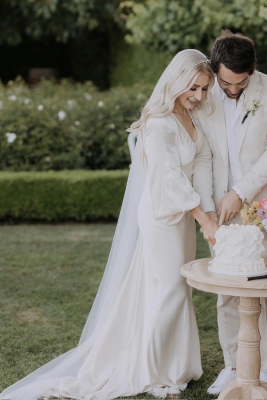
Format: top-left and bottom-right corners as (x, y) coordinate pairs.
(247, 274), (267, 281)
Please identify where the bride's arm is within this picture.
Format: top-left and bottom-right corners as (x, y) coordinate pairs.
(190, 206), (218, 245)
(192, 135), (218, 243)
(193, 134), (216, 215)
(145, 117), (218, 244)
(145, 117), (201, 220)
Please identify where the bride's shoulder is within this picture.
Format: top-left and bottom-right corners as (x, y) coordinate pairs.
(145, 115), (175, 133)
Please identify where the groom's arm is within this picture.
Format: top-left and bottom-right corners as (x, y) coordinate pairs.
(219, 145), (267, 225)
(234, 147), (267, 201)
(193, 136), (216, 214)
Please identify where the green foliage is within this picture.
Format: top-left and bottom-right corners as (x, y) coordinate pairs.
(0, 0), (122, 46)
(0, 78), (152, 170)
(110, 30), (172, 87)
(0, 170), (129, 221)
(121, 0), (267, 55)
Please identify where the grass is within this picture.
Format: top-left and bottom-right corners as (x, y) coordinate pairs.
(0, 224), (223, 399)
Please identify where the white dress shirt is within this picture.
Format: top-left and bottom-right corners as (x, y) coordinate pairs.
(221, 89), (246, 201)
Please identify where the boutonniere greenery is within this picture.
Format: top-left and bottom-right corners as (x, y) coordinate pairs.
(242, 99), (262, 124)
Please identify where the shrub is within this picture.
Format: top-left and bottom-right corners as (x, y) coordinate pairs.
(0, 78), (152, 171)
(0, 170), (129, 221)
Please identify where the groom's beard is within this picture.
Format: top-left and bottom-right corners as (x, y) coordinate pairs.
(223, 87), (245, 100)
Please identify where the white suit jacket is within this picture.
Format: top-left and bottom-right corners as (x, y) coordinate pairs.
(194, 71), (267, 211)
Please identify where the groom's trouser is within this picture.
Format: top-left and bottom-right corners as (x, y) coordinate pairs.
(209, 215), (267, 372)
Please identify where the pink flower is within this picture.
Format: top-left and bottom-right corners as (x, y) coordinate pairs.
(260, 197), (267, 212)
(257, 208), (267, 219)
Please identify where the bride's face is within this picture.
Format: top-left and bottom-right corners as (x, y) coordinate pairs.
(176, 73), (210, 110)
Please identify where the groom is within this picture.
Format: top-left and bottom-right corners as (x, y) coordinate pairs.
(195, 30), (267, 395)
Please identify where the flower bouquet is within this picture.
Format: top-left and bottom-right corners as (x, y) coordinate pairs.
(240, 197), (267, 232)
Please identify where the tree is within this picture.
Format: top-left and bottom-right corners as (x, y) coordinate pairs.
(0, 0), (122, 46)
(120, 0), (267, 54)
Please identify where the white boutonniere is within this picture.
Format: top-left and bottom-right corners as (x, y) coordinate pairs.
(242, 99), (262, 124)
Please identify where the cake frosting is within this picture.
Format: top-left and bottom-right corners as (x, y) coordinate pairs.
(211, 224), (266, 275)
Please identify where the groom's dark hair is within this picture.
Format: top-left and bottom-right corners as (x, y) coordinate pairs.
(210, 30), (256, 75)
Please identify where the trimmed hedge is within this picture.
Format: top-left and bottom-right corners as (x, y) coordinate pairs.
(0, 170), (129, 221)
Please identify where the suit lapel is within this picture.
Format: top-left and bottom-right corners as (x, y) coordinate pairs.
(238, 72), (262, 153)
(210, 82), (229, 167)
(195, 81), (228, 167)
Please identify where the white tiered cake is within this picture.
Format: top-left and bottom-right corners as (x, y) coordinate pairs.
(210, 224), (266, 275)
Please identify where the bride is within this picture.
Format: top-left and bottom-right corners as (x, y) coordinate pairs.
(0, 49), (218, 400)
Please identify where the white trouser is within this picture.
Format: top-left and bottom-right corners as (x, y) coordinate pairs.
(210, 216), (267, 372)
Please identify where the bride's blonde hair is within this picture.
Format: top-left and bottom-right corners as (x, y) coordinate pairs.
(128, 50), (215, 133)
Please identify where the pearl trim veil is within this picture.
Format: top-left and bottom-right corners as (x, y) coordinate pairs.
(181, 59), (209, 71)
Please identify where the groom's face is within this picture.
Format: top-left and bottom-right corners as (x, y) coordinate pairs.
(217, 64), (250, 99)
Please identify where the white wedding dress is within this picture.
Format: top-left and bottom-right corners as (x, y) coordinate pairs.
(0, 114), (205, 400)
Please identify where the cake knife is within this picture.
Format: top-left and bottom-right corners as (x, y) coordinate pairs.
(247, 274), (267, 281)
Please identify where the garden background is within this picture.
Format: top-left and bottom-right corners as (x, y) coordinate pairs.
(1, 0), (267, 398)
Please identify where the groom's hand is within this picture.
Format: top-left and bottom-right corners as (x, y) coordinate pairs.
(218, 190), (242, 226)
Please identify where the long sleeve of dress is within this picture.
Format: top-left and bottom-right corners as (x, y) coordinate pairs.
(193, 135), (216, 213)
(144, 117), (200, 222)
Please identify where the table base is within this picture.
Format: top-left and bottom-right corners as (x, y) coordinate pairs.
(218, 297), (267, 400)
(218, 381), (267, 399)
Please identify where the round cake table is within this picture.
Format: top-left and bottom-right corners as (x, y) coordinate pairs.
(181, 257), (267, 400)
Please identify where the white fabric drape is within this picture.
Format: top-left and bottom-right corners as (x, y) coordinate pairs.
(0, 132), (146, 400)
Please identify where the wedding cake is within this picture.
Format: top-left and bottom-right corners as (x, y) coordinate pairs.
(211, 224), (266, 275)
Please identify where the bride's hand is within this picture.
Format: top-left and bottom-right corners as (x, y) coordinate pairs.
(190, 206), (219, 246)
(201, 217), (219, 246)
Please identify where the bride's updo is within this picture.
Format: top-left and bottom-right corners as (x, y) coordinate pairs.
(128, 49), (215, 133)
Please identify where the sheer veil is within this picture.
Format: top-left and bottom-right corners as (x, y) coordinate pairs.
(0, 49), (210, 400)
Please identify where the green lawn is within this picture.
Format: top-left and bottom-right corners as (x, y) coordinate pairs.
(0, 224), (223, 399)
